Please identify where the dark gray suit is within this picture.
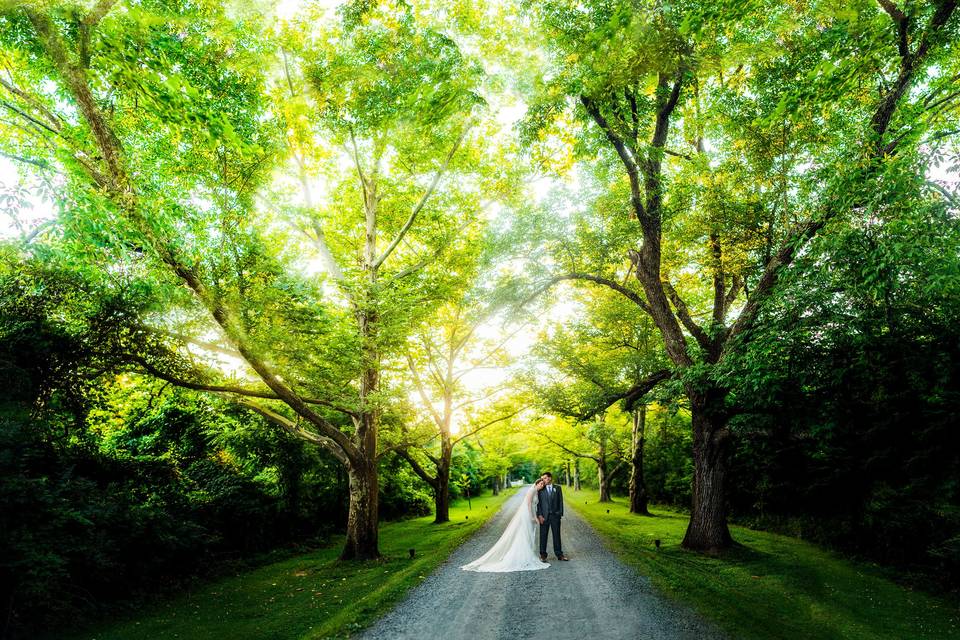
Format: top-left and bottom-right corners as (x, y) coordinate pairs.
(536, 483), (564, 558)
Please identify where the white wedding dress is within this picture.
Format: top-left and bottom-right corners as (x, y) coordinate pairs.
(461, 485), (550, 572)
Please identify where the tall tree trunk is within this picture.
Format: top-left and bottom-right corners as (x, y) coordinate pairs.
(345, 343), (381, 559)
(565, 460), (572, 487)
(344, 306), (383, 559)
(492, 474), (500, 496)
(341, 457), (379, 560)
(596, 425), (613, 502)
(629, 405), (651, 515)
(434, 470), (450, 524)
(343, 180), (384, 559)
(574, 458), (581, 491)
(597, 461), (611, 502)
(434, 431), (453, 523)
(681, 388), (732, 552)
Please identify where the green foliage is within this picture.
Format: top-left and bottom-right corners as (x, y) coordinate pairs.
(1, 0), (959, 634)
(635, 404), (693, 506)
(0, 403), (280, 634)
(720, 191), (960, 583)
(0, 261), (421, 635)
(377, 453), (432, 519)
(517, 0), (960, 569)
(307, 1), (484, 137)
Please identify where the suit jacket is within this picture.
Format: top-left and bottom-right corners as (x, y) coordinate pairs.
(536, 483), (563, 518)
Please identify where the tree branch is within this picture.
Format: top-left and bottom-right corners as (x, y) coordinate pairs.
(25, 10), (363, 465)
(876, 0), (910, 62)
(0, 99), (60, 137)
(870, 0), (958, 148)
(581, 95), (646, 221)
(235, 398), (349, 466)
(395, 448), (439, 488)
(709, 233), (726, 325)
(566, 369), (671, 420)
(453, 383), (510, 410)
(539, 272), (652, 315)
(621, 369), (673, 411)
(406, 352), (445, 429)
(452, 408), (524, 445)
(724, 217), (825, 348)
(0, 150), (49, 170)
(663, 148), (694, 161)
(661, 279), (713, 351)
(387, 217), (475, 282)
(451, 324), (529, 383)
(0, 77), (64, 132)
(927, 179), (958, 206)
(131, 357), (358, 417)
(537, 429), (599, 463)
(373, 123), (471, 269)
(347, 125), (368, 192)
(26, 10), (126, 188)
(727, 1), (958, 350)
(609, 458), (628, 479)
(643, 71), (684, 221)
(724, 274), (743, 315)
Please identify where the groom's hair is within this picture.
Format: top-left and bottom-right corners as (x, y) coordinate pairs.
(542, 472), (552, 479)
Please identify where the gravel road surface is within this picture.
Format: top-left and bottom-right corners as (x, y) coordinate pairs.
(358, 487), (725, 640)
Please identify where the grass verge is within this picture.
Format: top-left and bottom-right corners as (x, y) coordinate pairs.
(54, 488), (516, 640)
(571, 489), (959, 640)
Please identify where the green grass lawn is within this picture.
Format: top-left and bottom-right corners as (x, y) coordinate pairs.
(571, 489), (959, 640)
(53, 488), (516, 640)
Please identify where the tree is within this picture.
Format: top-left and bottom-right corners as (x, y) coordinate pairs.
(528, 284), (669, 508)
(523, 0), (960, 551)
(628, 404), (650, 515)
(397, 297), (526, 522)
(270, 1), (489, 557)
(0, 0), (489, 560)
(537, 411), (631, 502)
(0, 256), (358, 632)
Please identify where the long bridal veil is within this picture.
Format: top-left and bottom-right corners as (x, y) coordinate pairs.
(461, 485), (550, 572)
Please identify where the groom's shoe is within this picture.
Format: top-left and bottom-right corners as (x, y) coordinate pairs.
(540, 553), (548, 561)
(557, 554), (570, 561)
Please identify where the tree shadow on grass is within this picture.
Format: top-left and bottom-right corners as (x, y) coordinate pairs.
(717, 540), (772, 564)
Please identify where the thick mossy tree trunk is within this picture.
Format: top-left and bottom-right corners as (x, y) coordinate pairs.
(343, 326), (383, 560)
(347, 198), (385, 559)
(629, 405), (651, 515)
(342, 457), (380, 560)
(681, 388), (732, 552)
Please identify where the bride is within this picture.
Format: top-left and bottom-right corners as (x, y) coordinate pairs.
(461, 478), (550, 572)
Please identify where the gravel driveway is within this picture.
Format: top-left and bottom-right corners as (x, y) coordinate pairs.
(358, 486), (725, 640)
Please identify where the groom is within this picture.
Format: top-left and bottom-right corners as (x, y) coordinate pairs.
(536, 472), (570, 561)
